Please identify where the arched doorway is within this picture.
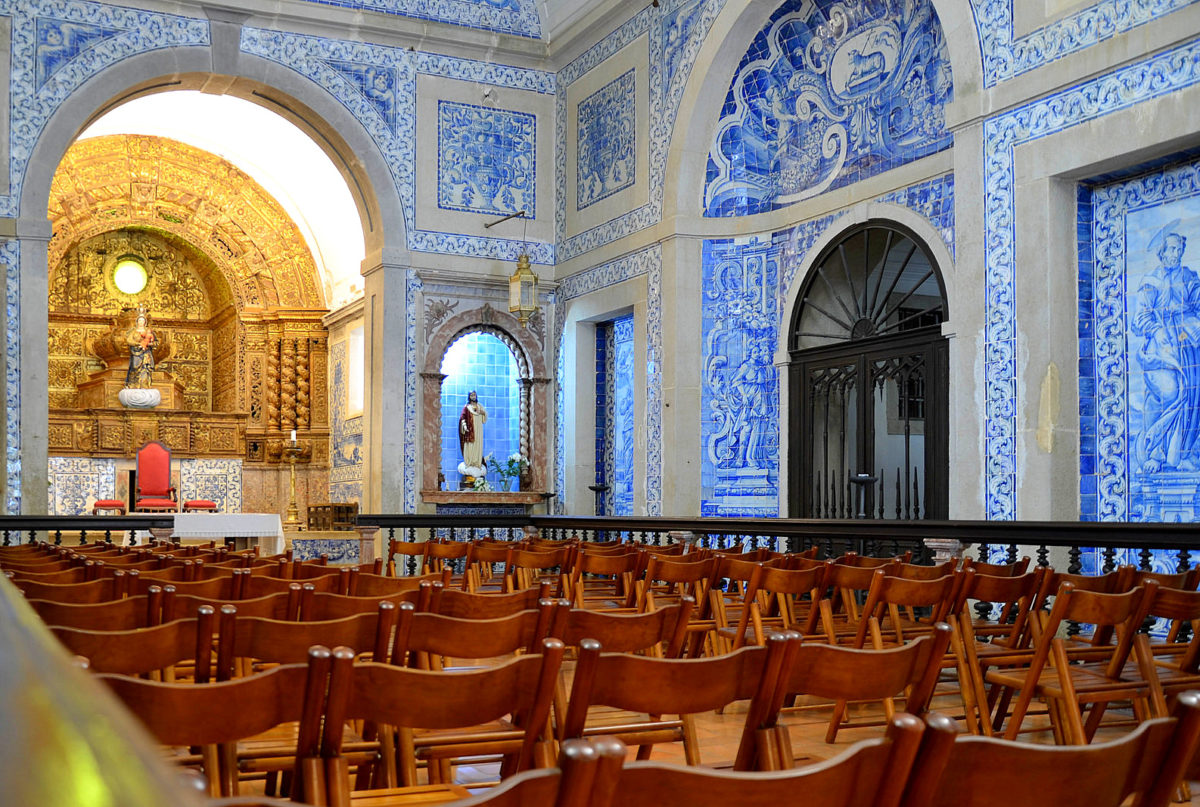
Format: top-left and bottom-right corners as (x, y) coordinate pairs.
(787, 221), (949, 520)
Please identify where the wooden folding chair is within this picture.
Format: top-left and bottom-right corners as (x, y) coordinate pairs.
(900, 694), (1200, 807)
(51, 606), (216, 682)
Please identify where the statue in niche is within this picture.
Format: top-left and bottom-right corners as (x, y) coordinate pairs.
(124, 307), (158, 389)
(457, 391), (488, 482)
(1133, 223), (1200, 473)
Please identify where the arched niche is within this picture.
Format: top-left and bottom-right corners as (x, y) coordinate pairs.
(421, 305), (551, 499)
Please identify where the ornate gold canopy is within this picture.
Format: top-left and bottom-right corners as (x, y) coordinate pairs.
(48, 134), (326, 310)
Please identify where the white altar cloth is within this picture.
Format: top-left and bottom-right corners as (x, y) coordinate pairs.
(172, 513), (285, 556)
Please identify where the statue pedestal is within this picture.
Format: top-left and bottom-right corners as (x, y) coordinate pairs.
(420, 490), (547, 514)
(77, 367), (185, 410)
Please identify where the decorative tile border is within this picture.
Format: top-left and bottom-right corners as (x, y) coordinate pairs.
(556, 0), (727, 262)
(971, 0), (1197, 87)
(1083, 157), (1200, 521)
(2, 239), (18, 514)
(982, 36), (1200, 520)
(404, 269), (421, 513)
(240, 27), (554, 265)
(291, 0), (542, 40)
(556, 246), (662, 514)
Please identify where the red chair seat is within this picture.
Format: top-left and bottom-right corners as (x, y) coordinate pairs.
(183, 500), (218, 511)
(92, 499), (126, 514)
(136, 498), (178, 511)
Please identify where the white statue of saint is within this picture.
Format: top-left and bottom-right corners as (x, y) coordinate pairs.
(457, 390), (488, 478)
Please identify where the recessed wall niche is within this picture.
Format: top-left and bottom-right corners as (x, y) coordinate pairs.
(49, 227), (231, 414)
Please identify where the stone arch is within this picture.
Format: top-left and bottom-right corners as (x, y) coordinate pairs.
(663, 0), (981, 221)
(421, 306), (551, 496)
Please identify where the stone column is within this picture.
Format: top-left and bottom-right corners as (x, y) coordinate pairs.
(659, 236), (704, 516)
(361, 254), (409, 513)
(13, 218), (52, 514)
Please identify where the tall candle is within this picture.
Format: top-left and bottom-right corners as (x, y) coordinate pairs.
(290, 429), (297, 444)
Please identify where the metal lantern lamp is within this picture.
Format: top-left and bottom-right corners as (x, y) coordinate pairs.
(509, 251), (538, 326)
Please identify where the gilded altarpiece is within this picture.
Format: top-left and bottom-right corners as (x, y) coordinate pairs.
(45, 134), (333, 515)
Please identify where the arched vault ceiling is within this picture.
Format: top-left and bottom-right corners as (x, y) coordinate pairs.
(48, 134), (326, 312)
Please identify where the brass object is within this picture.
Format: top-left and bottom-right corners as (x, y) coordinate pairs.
(284, 441), (306, 530)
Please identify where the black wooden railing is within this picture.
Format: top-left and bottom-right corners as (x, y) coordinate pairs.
(358, 514), (1200, 577)
(0, 515), (177, 547)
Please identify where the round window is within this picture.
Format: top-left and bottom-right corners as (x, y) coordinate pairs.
(113, 256), (148, 295)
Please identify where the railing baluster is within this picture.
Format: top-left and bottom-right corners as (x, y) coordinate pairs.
(1037, 544), (1049, 567)
(1138, 546), (1152, 571)
(1178, 548), (1191, 574)
(1102, 546), (1116, 574)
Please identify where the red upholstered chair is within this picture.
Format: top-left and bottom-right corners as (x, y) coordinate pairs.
(183, 498), (218, 513)
(92, 499), (127, 516)
(134, 441), (178, 513)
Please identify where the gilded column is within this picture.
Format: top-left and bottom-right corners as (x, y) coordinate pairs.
(296, 336), (311, 430)
(281, 337), (297, 431)
(266, 336), (280, 431)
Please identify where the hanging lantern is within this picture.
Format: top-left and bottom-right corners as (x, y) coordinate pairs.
(509, 252), (539, 326)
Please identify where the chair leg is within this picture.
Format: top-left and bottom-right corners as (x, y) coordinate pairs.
(682, 713), (702, 766)
(1050, 639), (1087, 745)
(825, 699), (848, 743)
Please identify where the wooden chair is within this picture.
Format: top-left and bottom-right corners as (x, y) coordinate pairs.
(299, 588), (422, 621)
(585, 712), (926, 807)
(99, 645), (333, 799)
(721, 562), (827, 652)
(52, 606), (216, 681)
(636, 554), (715, 617)
(166, 589), (302, 623)
(560, 634), (793, 769)
(353, 568), (448, 597)
(548, 596), (693, 659)
(960, 555), (1031, 577)
(505, 546), (572, 596)
(817, 561), (894, 644)
(950, 567), (1042, 735)
(768, 624), (952, 749)
(567, 548), (639, 609)
(423, 539), (470, 580)
(986, 580), (1159, 744)
(386, 538), (430, 577)
(319, 639), (565, 797)
(391, 599), (560, 668)
(899, 694), (1200, 807)
(463, 541), (517, 593)
(13, 573), (129, 603)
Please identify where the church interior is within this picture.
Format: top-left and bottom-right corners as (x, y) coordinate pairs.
(4, 0), (1200, 802)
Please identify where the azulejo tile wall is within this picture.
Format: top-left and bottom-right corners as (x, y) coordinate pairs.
(701, 235), (784, 516)
(556, 0), (727, 261)
(699, 174), (955, 517)
(437, 101), (536, 217)
(48, 457), (116, 516)
(179, 459), (243, 512)
(982, 36), (1200, 520)
(609, 316), (635, 516)
(240, 27), (555, 265)
(329, 340), (364, 504)
(556, 246), (663, 515)
(1081, 156), (1200, 523)
(577, 69), (637, 211)
(3, 239), (20, 515)
(704, 0), (952, 217)
(292, 0), (543, 39)
(970, 0), (1195, 87)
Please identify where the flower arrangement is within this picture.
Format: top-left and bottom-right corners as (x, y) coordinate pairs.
(488, 453), (529, 491)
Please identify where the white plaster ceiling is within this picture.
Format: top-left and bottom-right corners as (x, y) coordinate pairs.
(538, 0), (633, 47)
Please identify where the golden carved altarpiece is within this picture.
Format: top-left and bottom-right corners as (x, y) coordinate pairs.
(47, 135), (331, 471)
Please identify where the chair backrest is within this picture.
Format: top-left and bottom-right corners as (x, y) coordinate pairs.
(325, 638), (565, 774)
(13, 575), (127, 603)
(900, 696), (1200, 807)
(961, 555), (1031, 577)
(732, 562), (828, 646)
(52, 607), (216, 680)
(353, 568), (446, 597)
(166, 589), (301, 623)
(300, 588), (421, 621)
(562, 637), (790, 771)
(953, 568), (1041, 650)
(99, 646), (332, 800)
(390, 599), (559, 664)
(431, 581), (553, 618)
(597, 713), (926, 807)
(774, 625), (952, 720)
(1042, 580), (1158, 677)
(31, 588), (168, 630)
(549, 597), (694, 657)
(892, 559), (959, 581)
(857, 571), (958, 646)
(1133, 567), (1200, 592)
(216, 603), (397, 679)
(136, 440), (173, 498)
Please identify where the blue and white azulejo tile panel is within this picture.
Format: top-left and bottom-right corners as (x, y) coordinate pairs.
(701, 235), (785, 517)
(1082, 156), (1200, 523)
(703, 0), (952, 217)
(329, 340), (364, 504)
(577, 69), (636, 210)
(982, 36), (1200, 521)
(437, 101), (535, 217)
(179, 459), (243, 513)
(48, 457), (116, 516)
(3, 239), (20, 515)
(292, 537), (360, 564)
(610, 316), (635, 516)
(970, 0), (1197, 88)
(290, 0), (543, 39)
